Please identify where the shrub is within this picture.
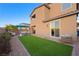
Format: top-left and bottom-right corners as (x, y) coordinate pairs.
(0, 32), (11, 55)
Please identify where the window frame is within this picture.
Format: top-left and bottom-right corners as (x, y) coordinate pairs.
(50, 20), (60, 37)
(31, 14), (36, 19)
(61, 3), (72, 12)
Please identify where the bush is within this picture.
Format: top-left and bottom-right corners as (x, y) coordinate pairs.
(0, 32), (11, 55)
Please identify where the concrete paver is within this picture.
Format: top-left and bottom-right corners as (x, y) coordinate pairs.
(72, 41), (79, 56)
(9, 36), (30, 56)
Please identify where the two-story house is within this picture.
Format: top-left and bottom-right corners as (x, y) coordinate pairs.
(30, 3), (79, 43)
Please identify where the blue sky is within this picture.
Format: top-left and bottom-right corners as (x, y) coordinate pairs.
(0, 3), (41, 27)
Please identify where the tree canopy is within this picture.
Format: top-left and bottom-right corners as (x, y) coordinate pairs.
(5, 24), (18, 32)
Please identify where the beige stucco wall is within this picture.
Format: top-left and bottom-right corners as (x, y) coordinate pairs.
(30, 6), (50, 37)
(48, 3), (77, 41)
(49, 3), (61, 18)
(60, 15), (77, 41)
(30, 3), (77, 41)
(49, 3), (76, 18)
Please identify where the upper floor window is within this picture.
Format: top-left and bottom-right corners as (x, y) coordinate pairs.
(32, 14), (36, 18)
(51, 20), (59, 28)
(62, 3), (72, 11)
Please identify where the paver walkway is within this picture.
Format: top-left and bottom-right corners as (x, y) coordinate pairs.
(9, 36), (30, 56)
(72, 39), (79, 56)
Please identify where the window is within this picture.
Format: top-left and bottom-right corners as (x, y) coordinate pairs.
(51, 20), (60, 37)
(32, 26), (36, 34)
(51, 20), (59, 29)
(33, 30), (36, 34)
(77, 14), (79, 24)
(77, 3), (79, 10)
(51, 29), (54, 36)
(32, 14), (36, 18)
(62, 3), (72, 11)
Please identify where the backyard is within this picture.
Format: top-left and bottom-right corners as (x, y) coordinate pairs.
(19, 35), (73, 56)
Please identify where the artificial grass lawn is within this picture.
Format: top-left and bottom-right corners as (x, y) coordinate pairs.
(19, 35), (73, 56)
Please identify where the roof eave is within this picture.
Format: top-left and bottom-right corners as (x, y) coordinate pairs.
(30, 3), (50, 17)
(43, 10), (79, 23)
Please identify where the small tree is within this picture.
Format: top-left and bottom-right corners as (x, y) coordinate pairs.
(5, 24), (18, 32)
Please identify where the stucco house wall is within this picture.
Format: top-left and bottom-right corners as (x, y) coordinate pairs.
(60, 15), (77, 41)
(30, 3), (77, 42)
(30, 6), (50, 37)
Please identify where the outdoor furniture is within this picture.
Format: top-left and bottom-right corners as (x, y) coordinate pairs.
(60, 35), (73, 43)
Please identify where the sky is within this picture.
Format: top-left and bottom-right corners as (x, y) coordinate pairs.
(0, 3), (41, 27)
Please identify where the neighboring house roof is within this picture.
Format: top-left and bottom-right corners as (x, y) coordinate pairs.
(16, 23), (30, 27)
(20, 23), (30, 26)
(43, 10), (79, 22)
(30, 3), (50, 16)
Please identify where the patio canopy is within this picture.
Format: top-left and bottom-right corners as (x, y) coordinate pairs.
(16, 25), (29, 28)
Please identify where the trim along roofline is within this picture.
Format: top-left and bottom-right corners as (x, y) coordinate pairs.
(43, 10), (79, 22)
(30, 3), (51, 16)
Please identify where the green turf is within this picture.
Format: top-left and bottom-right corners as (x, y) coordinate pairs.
(19, 35), (73, 56)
